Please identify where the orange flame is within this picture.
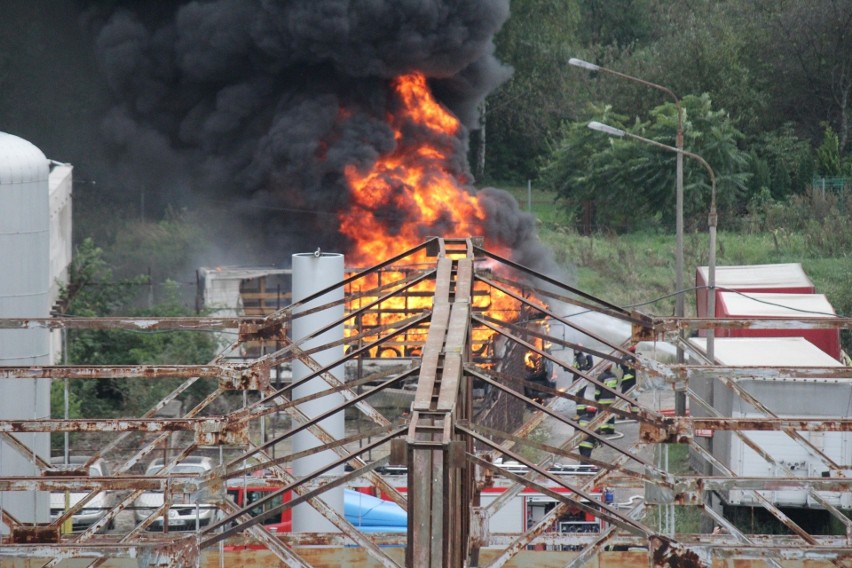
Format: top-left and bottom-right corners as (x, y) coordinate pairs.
(339, 72), (534, 358)
(340, 73), (485, 264)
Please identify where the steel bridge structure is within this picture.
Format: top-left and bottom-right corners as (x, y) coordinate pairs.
(0, 237), (850, 567)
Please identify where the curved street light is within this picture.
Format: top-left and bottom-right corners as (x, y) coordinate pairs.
(569, 58), (689, 405)
(587, 121), (717, 362)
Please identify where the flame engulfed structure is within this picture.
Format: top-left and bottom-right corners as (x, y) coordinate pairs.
(340, 73), (488, 265)
(340, 73), (532, 358)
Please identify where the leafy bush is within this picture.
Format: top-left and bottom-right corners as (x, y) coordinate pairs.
(52, 240), (217, 425)
(741, 187), (850, 258)
(541, 95), (751, 232)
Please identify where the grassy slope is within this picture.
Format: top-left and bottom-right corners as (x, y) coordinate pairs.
(500, 184), (851, 351)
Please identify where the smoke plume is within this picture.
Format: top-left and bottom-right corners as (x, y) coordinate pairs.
(85, 0), (558, 275)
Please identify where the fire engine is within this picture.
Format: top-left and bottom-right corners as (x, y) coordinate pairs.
(224, 462), (607, 550)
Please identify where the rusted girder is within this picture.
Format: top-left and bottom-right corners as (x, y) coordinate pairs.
(0, 316), (251, 330)
(672, 365), (852, 381)
(245, 381), (410, 512)
(651, 536), (706, 568)
(646, 476), (852, 505)
(473, 280), (637, 362)
(200, 432), (404, 546)
(0, 432), (54, 469)
(468, 368), (653, 465)
(216, 498), (315, 568)
(472, 245), (638, 320)
(0, 361), (269, 389)
(7, 236), (852, 566)
(10, 525), (60, 545)
(0, 417), (248, 445)
(0, 418), (204, 432)
(237, 445), (404, 568)
(465, 421), (649, 484)
(464, 434), (650, 536)
(479, 272), (652, 327)
(406, 251), (474, 568)
(0, 541), (194, 560)
(642, 416), (852, 444)
(655, 316), (852, 334)
(218, 363), (270, 390)
(0, 364), (224, 379)
(688, 439), (820, 545)
(0, 475), (202, 493)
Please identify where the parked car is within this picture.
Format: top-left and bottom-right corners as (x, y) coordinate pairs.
(49, 456), (114, 532)
(133, 456), (216, 531)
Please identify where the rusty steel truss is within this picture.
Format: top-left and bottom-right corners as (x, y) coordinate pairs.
(0, 236), (850, 567)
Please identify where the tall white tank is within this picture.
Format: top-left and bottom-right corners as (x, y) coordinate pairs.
(0, 132), (51, 529)
(290, 252), (345, 533)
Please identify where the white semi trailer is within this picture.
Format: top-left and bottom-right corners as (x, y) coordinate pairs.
(690, 337), (849, 508)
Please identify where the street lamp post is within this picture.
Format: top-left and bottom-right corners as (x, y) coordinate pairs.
(588, 120), (719, 531)
(587, 121), (717, 363)
(569, 58), (688, 409)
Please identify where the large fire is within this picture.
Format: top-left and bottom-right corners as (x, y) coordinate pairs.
(339, 73), (486, 264)
(339, 72), (528, 357)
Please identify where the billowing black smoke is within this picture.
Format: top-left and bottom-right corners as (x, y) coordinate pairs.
(87, 0), (557, 274)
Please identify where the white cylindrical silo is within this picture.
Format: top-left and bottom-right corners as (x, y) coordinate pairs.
(290, 252), (345, 533)
(0, 132), (51, 530)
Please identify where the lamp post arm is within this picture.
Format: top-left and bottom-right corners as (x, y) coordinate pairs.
(569, 59), (683, 140)
(626, 132), (717, 364)
(600, 67), (681, 118)
(616, 127), (718, 362)
(621, 129), (716, 215)
(570, 59), (685, 329)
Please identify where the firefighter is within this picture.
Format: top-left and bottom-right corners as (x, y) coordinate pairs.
(577, 406), (598, 465)
(572, 345), (594, 417)
(524, 353), (553, 401)
(571, 346), (593, 383)
(595, 365), (618, 436)
(619, 346), (639, 414)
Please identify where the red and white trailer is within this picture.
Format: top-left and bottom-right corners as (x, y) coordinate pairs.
(713, 292), (840, 359)
(695, 263), (815, 319)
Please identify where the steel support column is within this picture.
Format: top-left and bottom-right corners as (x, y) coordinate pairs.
(407, 239), (474, 567)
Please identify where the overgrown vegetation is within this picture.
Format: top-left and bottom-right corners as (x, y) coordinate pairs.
(482, 0), (852, 190)
(502, 182), (850, 355)
(51, 239), (217, 448)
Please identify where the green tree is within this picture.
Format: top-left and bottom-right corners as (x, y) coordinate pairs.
(575, 0), (656, 51)
(815, 124), (843, 177)
(539, 104), (634, 228)
(541, 95), (750, 230)
(641, 2), (771, 137)
(53, 239), (216, 419)
(748, 0), (852, 153)
(748, 123), (813, 199)
(480, 0), (582, 182)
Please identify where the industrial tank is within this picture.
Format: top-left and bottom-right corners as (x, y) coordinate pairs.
(0, 132), (51, 528)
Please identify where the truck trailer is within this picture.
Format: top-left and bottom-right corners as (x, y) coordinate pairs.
(690, 337), (848, 508)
